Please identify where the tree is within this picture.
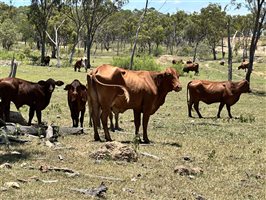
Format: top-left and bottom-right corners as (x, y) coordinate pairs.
(0, 19), (19, 50)
(244, 0), (266, 83)
(81, 0), (127, 70)
(200, 4), (227, 60)
(28, 0), (61, 65)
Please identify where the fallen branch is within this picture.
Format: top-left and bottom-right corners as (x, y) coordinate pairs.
(70, 182), (107, 197)
(139, 152), (161, 160)
(84, 174), (125, 182)
(39, 165), (78, 174)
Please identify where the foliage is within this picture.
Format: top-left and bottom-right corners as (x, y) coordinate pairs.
(112, 56), (162, 71)
(0, 18), (19, 50)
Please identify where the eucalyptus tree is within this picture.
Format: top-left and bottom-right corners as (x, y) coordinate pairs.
(244, 0), (265, 83)
(80, 0), (127, 69)
(0, 18), (19, 50)
(28, 0), (61, 65)
(200, 3), (227, 60)
(63, 0), (85, 64)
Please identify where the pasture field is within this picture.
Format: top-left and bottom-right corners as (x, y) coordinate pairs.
(0, 57), (265, 200)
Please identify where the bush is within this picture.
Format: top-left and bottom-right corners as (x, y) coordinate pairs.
(171, 62), (184, 76)
(153, 46), (163, 57)
(112, 56), (162, 71)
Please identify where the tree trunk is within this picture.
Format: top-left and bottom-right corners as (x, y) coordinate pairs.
(193, 42), (199, 63)
(227, 18), (232, 81)
(41, 31), (46, 64)
(221, 37), (225, 59)
(212, 46), (217, 60)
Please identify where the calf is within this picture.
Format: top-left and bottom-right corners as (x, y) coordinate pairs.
(43, 56), (51, 66)
(183, 62), (199, 75)
(64, 79), (87, 127)
(238, 60), (249, 72)
(187, 79), (250, 118)
(74, 59), (86, 72)
(0, 78), (64, 125)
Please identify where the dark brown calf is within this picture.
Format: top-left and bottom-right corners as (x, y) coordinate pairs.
(238, 60), (249, 72)
(43, 56), (51, 66)
(74, 59), (85, 72)
(187, 79), (250, 118)
(183, 63), (199, 75)
(64, 79), (87, 127)
(0, 78), (64, 125)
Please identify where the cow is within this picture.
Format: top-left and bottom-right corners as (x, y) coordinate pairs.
(183, 62), (199, 75)
(0, 77), (64, 125)
(187, 79), (250, 118)
(64, 79), (87, 128)
(43, 56), (51, 66)
(219, 60), (225, 66)
(74, 59), (86, 72)
(238, 59), (249, 72)
(87, 64), (182, 143)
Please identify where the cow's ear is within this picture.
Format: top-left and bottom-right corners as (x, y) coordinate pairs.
(80, 85), (87, 91)
(64, 84), (71, 90)
(38, 80), (46, 85)
(156, 74), (164, 86)
(56, 81), (64, 86)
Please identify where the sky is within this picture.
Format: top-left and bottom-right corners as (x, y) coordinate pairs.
(0, 0), (249, 15)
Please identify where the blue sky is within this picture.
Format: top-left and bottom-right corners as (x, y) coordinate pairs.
(1, 0), (249, 15)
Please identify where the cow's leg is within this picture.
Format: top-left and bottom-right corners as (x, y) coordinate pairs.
(28, 107), (35, 125)
(226, 104), (233, 118)
(133, 110), (141, 138)
(101, 108), (112, 141)
(109, 112), (115, 132)
(188, 101), (193, 117)
(71, 110), (78, 127)
(114, 113), (121, 130)
(194, 102), (203, 118)
(92, 108), (101, 141)
(217, 102), (225, 118)
(80, 109), (85, 128)
(36, 109), (42, 125)
(2, 100), (11, 121)
(142, 113), (150, 144)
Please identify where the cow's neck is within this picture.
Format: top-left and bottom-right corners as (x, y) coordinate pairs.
(152, 84), (170, 112)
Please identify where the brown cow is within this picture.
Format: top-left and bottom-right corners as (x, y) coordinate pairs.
(0, 77), (64, 125)
(87, 64), (182, 143)
(238, 60), (249, 72)
(183, 62), (199, 75)
(64, 79), (87, 128)
(187, 79), (250, 118)
(74, 59), (86, 72)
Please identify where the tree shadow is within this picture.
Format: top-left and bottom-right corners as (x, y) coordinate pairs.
(250, 90), (266, 97)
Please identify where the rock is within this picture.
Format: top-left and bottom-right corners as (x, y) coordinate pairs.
(90, 141), (138, 162)
(0, 163), (12, 169)
(174, 165), (203, 176)
(4, 182), (20, 189)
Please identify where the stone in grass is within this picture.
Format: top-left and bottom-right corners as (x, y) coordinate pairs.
(90, 141), (138, 162)
(174, 165), (203, 176)
(4, 182), (20, 189)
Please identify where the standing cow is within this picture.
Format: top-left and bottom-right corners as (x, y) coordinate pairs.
(183, 62), (199, 75)
(64, 79), (87, 128)
(87, 64), (182, 143)
(238, 59), (249, 72)
(187, 79), (250, 118)
(0, 78), (64, 125)
(74, 59), (86, 72)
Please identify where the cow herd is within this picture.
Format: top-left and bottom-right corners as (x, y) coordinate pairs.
(0, 60), (251, 143)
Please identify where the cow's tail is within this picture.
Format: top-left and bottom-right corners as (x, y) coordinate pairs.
(187, 81), (192, 106)
(92, 74), (130, 103)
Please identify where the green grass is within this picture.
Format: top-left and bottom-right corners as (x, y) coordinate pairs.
(0, 55), (265, 200)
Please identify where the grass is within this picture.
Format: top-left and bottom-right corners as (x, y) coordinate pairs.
(0, 54), (265, 200)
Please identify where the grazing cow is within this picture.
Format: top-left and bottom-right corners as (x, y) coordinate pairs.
(74, 59), (86, 72)
(183, 62), (199, 75)
(238, 59), (249, 72)
(64, 79), (87, 128)
(87, 64), (182, 143)
(219, 60), (225, 66)
(0, 77), (64, 125)
(187, 79), (250, 118)
(43, 56), (51, 66)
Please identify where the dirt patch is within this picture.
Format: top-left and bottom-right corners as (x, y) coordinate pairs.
(89, 141), (138, 162)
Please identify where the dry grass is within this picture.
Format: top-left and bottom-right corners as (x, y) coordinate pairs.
(0, 58), (265, 200)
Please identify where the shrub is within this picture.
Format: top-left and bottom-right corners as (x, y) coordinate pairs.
(112, 56), (162, 71)
(153, 46), (163, 57)
(239, 114), (255, 123)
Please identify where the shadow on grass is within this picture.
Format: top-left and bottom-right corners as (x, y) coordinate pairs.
(162, 142), (182, 148)
(250, 90), (266, 97)
(0, 149), (45, 164)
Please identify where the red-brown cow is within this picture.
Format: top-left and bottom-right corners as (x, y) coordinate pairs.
(64, 79), (87, 128)
(74, 59), (86, 72)
(0, 78), (64, 125)
(187, 79), (250, 118)
(183, 62), (199, 75)
(238, 60), (249, 72)
(87, 64), (182, 143)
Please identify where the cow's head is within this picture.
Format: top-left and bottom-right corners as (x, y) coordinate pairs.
(240, 79), (251, 93)
(38, 78), (64, 93)
(156, 67), (182, 92)
(64, 79), (87, 102)
(183, 67), (189, 73)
